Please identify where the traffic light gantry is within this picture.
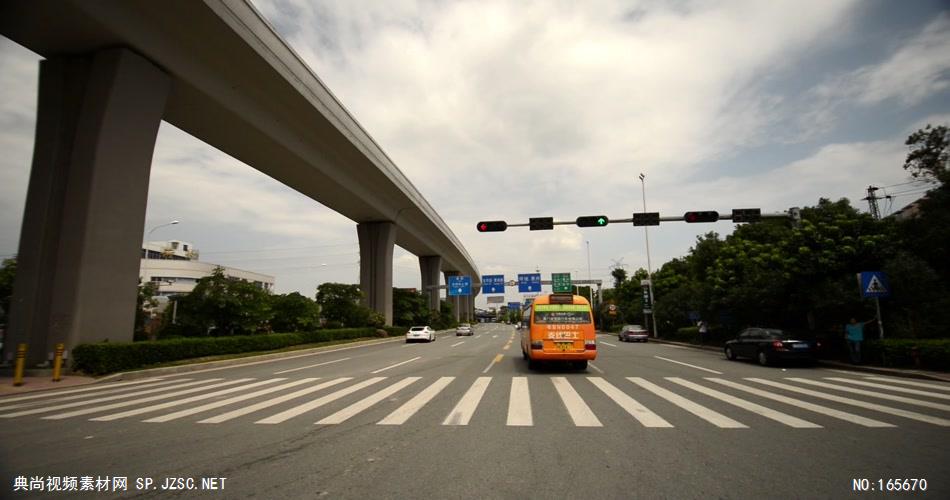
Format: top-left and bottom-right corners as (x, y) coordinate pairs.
(478, 207), (795, 232)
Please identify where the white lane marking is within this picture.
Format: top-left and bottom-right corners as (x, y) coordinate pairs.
(551, 377), (602, 427)
(0, 379), (210, 418)
(199, 378), (349, 423)
(451, 341), (465, 347)
(507, 377), (532, 426)
(145, 378), (317, 422)
(0, 378), (170, 404)
(379, 377), (455, 425)
(746, 378), (950, 427)
(588, 377), (672, 427)
(0, 379), (187, 411)
(706, 378), (894, 428)
(600, 341), (617, 347)
(663, 345), (688, 349)
(787, 378), (950, 411)
(864, 377), (950, 392)
(370, 356), (421, 374)
(627, 378), (746, 428)
(256, 378), (386, 424)
(317, 377), (421, 425)
(588, 362), (604, 374)
(667, 377), (821, 428)
(475, 335), (482, 339)
(482, 354), (504, 374)
(443, 377), (491, 426)
(492, 335), (498, 338)
(91, 379), (285, 421)
(823, 377), (950, 400)
(653, 356), (723, 375)
(823, 369), (864, 375)
(273, 358), (350, 375)
(39, 379), (249, 420)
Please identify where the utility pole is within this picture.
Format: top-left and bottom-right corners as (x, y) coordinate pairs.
(862, 186), (882, 220)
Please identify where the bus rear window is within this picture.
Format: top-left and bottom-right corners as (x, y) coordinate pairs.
(533, 304), (591, 324)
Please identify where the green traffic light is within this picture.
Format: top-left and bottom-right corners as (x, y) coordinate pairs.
(597, 217), (606, 225)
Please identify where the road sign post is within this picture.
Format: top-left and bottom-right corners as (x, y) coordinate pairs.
(517, 273), (542, 293)
(858, 271), (890, 339)
(448, 275), (472, 297)
(481, 275), (505, 294)
(552, 273), (572, 293)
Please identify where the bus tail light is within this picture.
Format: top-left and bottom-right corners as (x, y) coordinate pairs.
(585, 340), (597, 350)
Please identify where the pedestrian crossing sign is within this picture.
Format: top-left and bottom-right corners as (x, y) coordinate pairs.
(858, 271), (890, 298)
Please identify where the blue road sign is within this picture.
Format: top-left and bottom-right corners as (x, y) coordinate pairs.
(518, 273), (542, 293)
(481, 274), (505, 294)
(858, 271), (890, 298)
(507, 302), (521, 310)
(448, 275), (472, 296)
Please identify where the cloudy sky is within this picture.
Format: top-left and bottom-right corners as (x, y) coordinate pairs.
(1, 0), (948, 308)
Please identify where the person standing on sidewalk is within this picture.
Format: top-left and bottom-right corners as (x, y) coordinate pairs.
(845, 317), (873, 364)
(697, 320), (708, 345)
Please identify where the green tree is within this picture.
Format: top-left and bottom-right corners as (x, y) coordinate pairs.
(316, 283), (362, 325)
(134, 280), (159, 340)
(392, 288), (428, 327)
(903, 124), (949, 185)
(270, 292), (321, 332)
(172, 267), (272, 336)
(0, 257), (16, 324)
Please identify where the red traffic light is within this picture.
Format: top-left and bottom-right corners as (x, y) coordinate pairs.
(477, 220), (508, 232)
(684, 211), (719, 223)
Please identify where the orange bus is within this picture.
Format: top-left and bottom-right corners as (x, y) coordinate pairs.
(520, 293), (597, 370)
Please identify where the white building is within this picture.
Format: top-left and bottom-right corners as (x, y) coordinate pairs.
(140, 240), (274, 296)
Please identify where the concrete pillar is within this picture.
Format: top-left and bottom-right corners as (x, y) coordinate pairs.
(358, 221), (396, 326)
(6, 49), (170, 366)
(443, 271), (460, 323)
(418, 255), (442, 311)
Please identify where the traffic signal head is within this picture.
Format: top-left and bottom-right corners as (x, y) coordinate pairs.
(529, 217), (554, 231)
(633, 212), (660, 226)
(576, 215), (609, 227)
(477, 220), (507, 232)
(731, 208), (761, 223)
(684, 211), (719, 223)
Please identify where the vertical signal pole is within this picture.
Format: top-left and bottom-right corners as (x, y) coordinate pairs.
(639, 173), (658, 338)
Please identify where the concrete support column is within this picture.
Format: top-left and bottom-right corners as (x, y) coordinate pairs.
(358, 221), (396, 326)
(442, 271), (460, 323)
(6, 48), (170, 366)
(418, 255), (442, 311)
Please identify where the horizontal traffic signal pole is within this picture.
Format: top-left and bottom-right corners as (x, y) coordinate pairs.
(487, 208), (798, 229)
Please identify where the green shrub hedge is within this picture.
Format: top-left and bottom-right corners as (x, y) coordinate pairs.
(863, 338), (950, 371)
(74, 326), (409, 375)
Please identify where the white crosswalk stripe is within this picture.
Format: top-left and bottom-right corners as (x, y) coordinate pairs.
(317, 377), (421, 425)
(0, 378), (172, 405)
(747, 378), (950, 427)
(145, 378), (318, 423)
(256, 377), (386, 424)
(627, 377), (746, 428)
(588, 377), (672, 427)
(863, 377), (950, 392)
(198, 378), (350, 424)
(5, 374), (949, 430)
(379, 377), (454, 425)
(706, 378), (895, 428)
(507, 377), (532, 426)
(0, 379), (216, 418)
(667, 378), (821, 428)
(91, 379), (286, 421)
(788, 378), (950, 411)
(552, 377), (601, 427)
(444, 377), (491, 426)
(823, 377), (950, 400)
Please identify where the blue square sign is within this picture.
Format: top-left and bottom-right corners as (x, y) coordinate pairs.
(858, 271), (890, 298)
(481, 274), (505, 294)
(518, 273), (542, 293)
(448, 275), (472, 296)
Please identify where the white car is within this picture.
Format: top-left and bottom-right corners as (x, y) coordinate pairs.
(455, 323), (473, 336)
(406, 326), (435, 343)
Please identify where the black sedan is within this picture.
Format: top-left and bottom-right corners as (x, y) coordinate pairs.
(724, 328), (820, 366)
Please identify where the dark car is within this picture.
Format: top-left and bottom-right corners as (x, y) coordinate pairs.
(724, 328), (820, 366)
(619, 324), (649, 342)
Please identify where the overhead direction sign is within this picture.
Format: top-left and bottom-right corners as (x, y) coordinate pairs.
(858, 271), (890, 298)
(552, 273), (572, 293)
(448, 275), (472, 296)
(518, 273), (542, 293)
(481, 275), (505, 294)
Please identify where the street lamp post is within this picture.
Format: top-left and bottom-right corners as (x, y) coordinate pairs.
(639, 173), (658, 338)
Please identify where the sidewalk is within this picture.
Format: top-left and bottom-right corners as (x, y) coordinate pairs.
(0, 374), (98, 396)
(649, 338), (950, 383)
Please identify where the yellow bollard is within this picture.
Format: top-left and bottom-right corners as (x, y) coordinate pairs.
(13, 343), (27, 387)
(52, 343), (65, 382)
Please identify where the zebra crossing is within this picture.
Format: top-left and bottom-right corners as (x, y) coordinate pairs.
(1, 374), (948, 429)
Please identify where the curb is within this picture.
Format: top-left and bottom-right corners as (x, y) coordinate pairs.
(648, 338), (950, 382)
(95, 329), (455, 383)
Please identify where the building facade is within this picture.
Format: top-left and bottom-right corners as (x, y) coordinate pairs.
(140, 240), (274, 296)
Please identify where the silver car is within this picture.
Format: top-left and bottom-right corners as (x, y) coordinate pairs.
(619, 324), (649, 342)
(455, 323), (473, 336)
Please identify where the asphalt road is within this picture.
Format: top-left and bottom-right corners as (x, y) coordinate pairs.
(1, 323), (947, 499)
